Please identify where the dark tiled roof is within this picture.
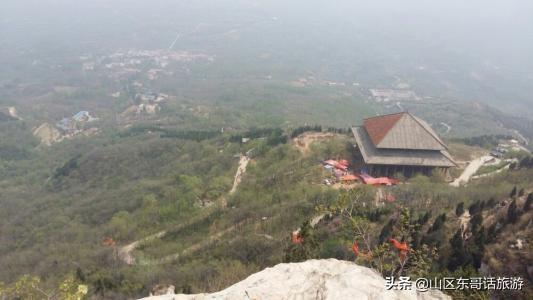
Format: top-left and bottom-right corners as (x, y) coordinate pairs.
(363, 112), (446, 151)
(352, 126), (457, 167)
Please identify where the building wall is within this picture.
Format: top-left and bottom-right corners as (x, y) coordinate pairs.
(364, 163), (449, 178)
(352, 144), (451, 178)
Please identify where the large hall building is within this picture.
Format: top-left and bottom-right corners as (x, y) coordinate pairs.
(352, 112), (456, 178)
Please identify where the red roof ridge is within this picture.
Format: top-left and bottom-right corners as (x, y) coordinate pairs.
(363, 111), (406, 121)
(363, 112), (406, 146)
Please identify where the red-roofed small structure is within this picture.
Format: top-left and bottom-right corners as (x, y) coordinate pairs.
(341, 174), (359, 182)
(359, 173), (398, 186)
(324, 160), (337, 166)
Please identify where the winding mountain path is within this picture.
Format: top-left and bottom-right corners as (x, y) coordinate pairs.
(118, 230), (167, 265)
(230, 155), (250, 194)
(118, 154), (251, 265)
(136, 219), (249, 266)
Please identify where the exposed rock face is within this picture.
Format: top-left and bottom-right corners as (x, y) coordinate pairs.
(139, 259), (450, 300)
(33, 123), (63, 146)
(150, 284), (176, 296)
(8, 107), (20, 120)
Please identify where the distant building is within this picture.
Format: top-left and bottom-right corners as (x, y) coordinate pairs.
(369, 89), (420, 102)
(72, 111), (92, 122)
(56, 117), (75, 132)
(352, 112), (456, 177)
(56, 111), (96, 133)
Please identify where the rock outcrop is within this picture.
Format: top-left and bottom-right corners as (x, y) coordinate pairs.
(7, 107), (21, 120)
(139, 259), (450, 300)
(33, 123), (63, 146)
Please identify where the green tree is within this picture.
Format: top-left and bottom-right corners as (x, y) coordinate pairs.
(284, 221), (319, 262)
(510, 186), (517, 198)
(0, 274), (87, 300)
(379, 219), (394, 244)
(468, 201), (481, 216)
(455, 202), (464, 217)
(58, 275), (89, 300)
(428, 213), (446, 233)
(507, 199), (518, 223)
(448, 229), (469, 271)
(525, 193), (533, 211)
(470, 213), (483, 232)
(470, 226), (486, 269)
(139, 194), (160, 226)
(205, 176), (232, 200)
(108, 211), (134, 241)
(418, 211), (431, 226)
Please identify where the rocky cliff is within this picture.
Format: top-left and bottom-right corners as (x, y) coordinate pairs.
(139, 259), (450, 300)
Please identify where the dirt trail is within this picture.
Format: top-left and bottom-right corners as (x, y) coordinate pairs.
(119, 155), (250, 265)
(292, 132), (337, 154)
(118, 209), (218, 265)
(139, 220), (248, 266)
(118, 230), (167, 265)
(230, 155), (250, 194)
(310, 214), (326, 227)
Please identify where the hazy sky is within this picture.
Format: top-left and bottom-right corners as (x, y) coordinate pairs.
(2, 0), (532, 114)
(2, 0), (531, 70)
(2, 0), (532, 48)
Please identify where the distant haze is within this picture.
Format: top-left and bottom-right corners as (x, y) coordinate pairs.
(1, 0), (532, 114)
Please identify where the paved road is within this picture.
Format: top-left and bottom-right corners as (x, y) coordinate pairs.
(451, 156), (493, 187)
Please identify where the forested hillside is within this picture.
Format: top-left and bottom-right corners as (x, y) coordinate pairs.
(1, 1), (533, 299)
(0, 123), (532, 298)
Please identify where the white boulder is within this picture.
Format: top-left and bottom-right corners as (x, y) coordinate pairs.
(139, 259), (449, 300)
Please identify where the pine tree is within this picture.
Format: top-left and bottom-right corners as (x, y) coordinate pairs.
(75, 267), (86, 282)
(468, 201), (480, 215)
(470, 213), (483, 232)
(470, 226), (486, 269)
(507, 199), (518, 223)
(418, 211), (431, 226)
(510, 186), (517, 198)
(379, 219), (394, 244)
(428, 213), (446, 233)
(519, 156), (530, 168)
(525, 193), (533, 211)
(284, 221), (319, 262)
(448, 229), (467, 271)
(474, 226), (486, 249)
(455, 202), (464, 217)
(486, 223), (497, 243)
(487, 197), (497, 207)
(479, 200), (486, 211)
